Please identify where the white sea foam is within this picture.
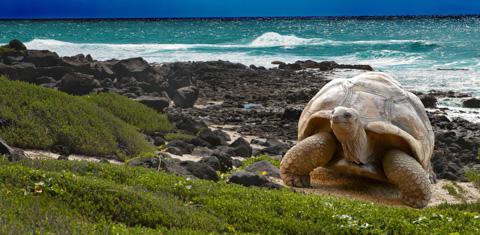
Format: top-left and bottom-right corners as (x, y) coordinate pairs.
(248, 32), (434, 48)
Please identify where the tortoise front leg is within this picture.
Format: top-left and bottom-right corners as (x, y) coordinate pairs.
(280, 132), (336, 187)
(382, 150), (431, 208)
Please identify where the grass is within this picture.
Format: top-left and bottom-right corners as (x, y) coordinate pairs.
(86, 92), (173, 134)
(0, 76), (157, 159)
(466, 169), (480, 189)
(1, 158), (479, 234)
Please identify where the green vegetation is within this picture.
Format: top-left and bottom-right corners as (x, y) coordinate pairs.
(0, 77), (157, 158)
(0, 46), (16, 55)
(242, 154), (281, 168)
(86, 92), (173, 134)
(442, 182), (467, 201)
(466, 169), (480, 189)
(1, 158), (479, 234)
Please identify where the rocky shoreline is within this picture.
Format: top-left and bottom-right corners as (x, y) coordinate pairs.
(0, 39), (479, 184)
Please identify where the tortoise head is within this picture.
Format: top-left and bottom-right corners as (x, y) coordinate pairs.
(330, 106), (361, 138)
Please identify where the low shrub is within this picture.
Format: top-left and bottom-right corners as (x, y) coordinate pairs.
(0, 77), (154, 158)
(86, 92), (173, 134)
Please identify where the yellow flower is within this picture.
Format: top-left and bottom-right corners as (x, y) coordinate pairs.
(34, 182), (45, 194)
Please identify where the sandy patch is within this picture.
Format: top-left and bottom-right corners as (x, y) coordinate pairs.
(285, 168), (480, 208)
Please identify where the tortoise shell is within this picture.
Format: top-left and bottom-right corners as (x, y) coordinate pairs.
(298, 72), (434, 169)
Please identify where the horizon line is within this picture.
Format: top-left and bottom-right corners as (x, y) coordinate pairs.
(1, 14), (480, 21)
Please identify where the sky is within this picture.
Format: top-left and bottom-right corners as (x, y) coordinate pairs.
(1, 0), (480, 19)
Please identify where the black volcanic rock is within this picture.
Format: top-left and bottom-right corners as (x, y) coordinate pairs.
(228, 171), (281, 189)
(229, 138), (252, 158)
(463, 98), (480, 108)
(172, 86), (199, 108)
(24, 50), (63, 67)
(419, 94), (437, 108)
(135, 96), (170, 111)
(58, 72), (101, 95)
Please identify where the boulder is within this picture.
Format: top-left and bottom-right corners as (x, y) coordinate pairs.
(212, 129), (231, 143)
(228, 171), (281, 189)
(198, 129), (223, 147)
(24, 50), (62, 67)
(172, 86), (199, 108)
(166, 139), (195, 155)
(244, 160), (281, 178)
(58, 72), (101, 95)
(191, 147), (215, 157)
(0, 63), (18, 79)
(179, 161), (219, 181)
(228, 137), (252, 158)
(211, 150), (234, 172)
(135, 96), (170, 112)
(12, 63), (37, 82)
(37, 66), (73, 80)
(76, 62), (115, 80)
(419, 94), (437, 108)
(199, 155), (222, 171)
(463, 98), (480, 108)
(259, 138), (289, 156)
(112, 57), (150, 78)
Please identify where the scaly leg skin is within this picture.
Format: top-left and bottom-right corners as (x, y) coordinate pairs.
(280, 132), (336, 188)
(382, 150), (432, 208)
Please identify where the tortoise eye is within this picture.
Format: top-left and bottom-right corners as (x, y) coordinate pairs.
(343, 112), (352, 118)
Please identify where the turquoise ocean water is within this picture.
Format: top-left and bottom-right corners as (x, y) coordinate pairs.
(0, 17), (479, 101)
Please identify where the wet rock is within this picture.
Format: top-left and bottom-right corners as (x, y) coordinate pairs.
(180, 161), (219, 181)
(229, 138), (253, 158)
(58, 72), (101, 95)
(419, 94), (437, 108)
(279, 60), (373, 71)
(135, 96), (170, 112)
(245, 160), (281, 178)
(463, 98), (480, 108)
(228, 171), (281, 189)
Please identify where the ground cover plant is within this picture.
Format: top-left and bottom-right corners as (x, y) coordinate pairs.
(0, 158), (479, 234)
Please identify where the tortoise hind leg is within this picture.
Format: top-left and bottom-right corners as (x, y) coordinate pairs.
(382, 150), (431, 208)
(280, 132), (336, 187)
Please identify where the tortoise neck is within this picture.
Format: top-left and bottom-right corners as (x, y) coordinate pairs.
(338, 124), (373, 164)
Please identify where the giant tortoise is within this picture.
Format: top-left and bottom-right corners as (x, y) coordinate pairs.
(280, 72), (435, 208)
